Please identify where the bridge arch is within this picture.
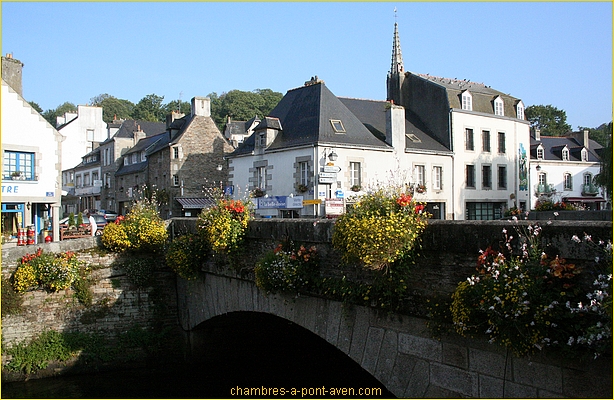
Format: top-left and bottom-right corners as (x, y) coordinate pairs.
(187, 311), (393, 397)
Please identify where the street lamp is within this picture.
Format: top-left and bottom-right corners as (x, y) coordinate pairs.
(328, 150), (338, 162)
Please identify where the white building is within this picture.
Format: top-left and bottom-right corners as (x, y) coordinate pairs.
(56, 105), (108, 170)
(529, 129), (605, 210)
(1, 55), (62, 243)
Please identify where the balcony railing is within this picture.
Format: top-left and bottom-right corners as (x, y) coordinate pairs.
(535, 183), (556, 196)
(581, 184), (600, 196)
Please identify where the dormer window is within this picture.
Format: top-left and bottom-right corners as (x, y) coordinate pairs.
(516, 100), (525, 120)
(494, 97), (504, 116)
(581, 148), (588, 162)
(461, 91), (472, 111)
(256, 132), (267, 148)
(330, 119), (346, 133)
(537, 145), (544, 160)
(562, 147), (569, 161)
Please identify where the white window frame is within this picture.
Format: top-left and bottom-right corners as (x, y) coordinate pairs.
(257, 166), (267, 189)
(350, 162), (361, 187)
(562, 148), (569, 161)
(299, 161), (309, 186)
(414, 164), (426, 186)
(494, 97), (504, 116)
(462, 91), (472, 111)
(537, 146), (544, 160)
(583, 173), (592, 186)
(432, 166), (442, 191)
(516, 101), (525, 120)
(581, 148), (588, 162)
(564, 173), (573, 190)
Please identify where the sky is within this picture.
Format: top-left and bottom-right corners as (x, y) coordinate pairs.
(1, 1), (612, 129)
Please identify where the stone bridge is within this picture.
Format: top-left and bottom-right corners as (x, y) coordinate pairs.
(176, 261), (610, 398)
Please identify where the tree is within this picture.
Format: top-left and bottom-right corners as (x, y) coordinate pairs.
(28, 101), (43, 113)
(525, 105), (572, 136)
(594, 122), (613, 201)
(131, 94), (165, 122)
(42, 102), (77, 127)
(90, 94), (134, 123)
(209, 89), (283, 129)
(163, 100), (191, 116)
(577, 123), (612, 148)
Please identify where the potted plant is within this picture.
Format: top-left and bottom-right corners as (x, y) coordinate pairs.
(297, 184), (309, 193)
(11, 171), (23, 180)
(350, 184), (361, 192)
(415, 184), (426, 194)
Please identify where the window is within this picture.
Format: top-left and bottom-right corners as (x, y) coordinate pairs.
(466, 164), (475, 188)
(494, 97), (504, 116)
(173, 174), (180, 186)
(299, 161), (309, 186)
(86, 129), (95, 142)
(124, 157), (129, 166)
(141, 152), (146, 162)
(3, 151), (34, 180)
(564, 173), (573, 190)
(461, 91), (472, 111)
(538, 172), (547, 186)
(465, 128), (474, 151)
(257, 133), (267, 148)
(131, 153), (137, 163)
(466, 202), (506, 220)
(537, 146), (544, 160)
(581, 149), (588, 162)
(257, 166), (267, 189)
(173, 147), (179, 159)
(497, 166), (507, 189)
(516, 101), (525, 120)
(583, 173), (593, 186)
(104, 148), (110, 166)
(105, 173), (111, 188)
(330, 120), (346, 133)
(350, 162), (361, 187)
(76, 175), (82, 188)
(414, 165), (425, 185)
(482, 130), (491, 152)
(562, 148), (569, 161)
(84, 173), (91, 186)
(498, 132), (506, 154)
(432, 166), (442, 190)
(482, 165), (492, 189)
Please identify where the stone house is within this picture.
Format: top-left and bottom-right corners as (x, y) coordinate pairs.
(116, 97), (234, 218)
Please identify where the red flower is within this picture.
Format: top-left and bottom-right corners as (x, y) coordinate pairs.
(396, 193), (413, 207)
(414, 204), (425, 214)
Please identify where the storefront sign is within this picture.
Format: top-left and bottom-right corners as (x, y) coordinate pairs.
(325, 198), (345, 216)
(257, 196), (304, 209)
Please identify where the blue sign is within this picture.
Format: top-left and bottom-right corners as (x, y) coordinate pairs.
(335, 189), (344, 198)
(224, 185), (234, 196)
(257, 196), (304, 209)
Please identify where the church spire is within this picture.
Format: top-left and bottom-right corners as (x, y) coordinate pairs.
(390, 9), (404, 75)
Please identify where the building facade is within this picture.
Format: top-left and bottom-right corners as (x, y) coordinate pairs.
(1, 55), (63, 243)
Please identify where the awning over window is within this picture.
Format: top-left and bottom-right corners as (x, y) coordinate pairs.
(563, 197), (606, 203)
(176, 198), (216, 209)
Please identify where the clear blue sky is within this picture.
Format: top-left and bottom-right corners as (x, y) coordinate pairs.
(2, 1), (612, 129)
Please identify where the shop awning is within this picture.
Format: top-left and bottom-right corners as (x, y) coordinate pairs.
(176, 198), (216, 209)
(563, 197), (606, 203)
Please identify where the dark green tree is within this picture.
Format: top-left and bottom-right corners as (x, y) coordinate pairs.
(90, 94), (134, 123)
(131, 94), (165, 122)
(594, 122), (613, 201)
(209, 89), (283, 129)
(525, 104), (572, 136)
(28, 101), (43, 113)
(163, 100), (191, 116)
(577, 123), (612, 148)
(42, 102), (77, 127)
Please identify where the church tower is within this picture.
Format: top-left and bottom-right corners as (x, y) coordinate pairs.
(386, 19), (405, 105)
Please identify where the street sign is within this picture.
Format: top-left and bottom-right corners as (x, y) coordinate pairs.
(319, 172), (337, 178)
(302, 199), (322, 205)
(319, 177), (335, 184)
(323, 165), (342, 173)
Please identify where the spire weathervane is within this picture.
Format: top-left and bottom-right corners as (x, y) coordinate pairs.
(390, 8), (404, 74)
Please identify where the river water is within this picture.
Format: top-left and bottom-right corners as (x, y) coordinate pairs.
(1, 312), (394, 398)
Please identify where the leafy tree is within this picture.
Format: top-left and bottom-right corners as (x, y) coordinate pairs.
(131, 94), (165, 122)
(163, 100), (191, 116)
(254, 88), (283, 117)
(90, 94), (134, 123)
(594, 122), (613, 201)
(577, 123), (612, 148)
(208, 89), (283, 129)
(525, 104), (572, 136)
(28, 101), (43, 113)
(42, 102), (77, 127)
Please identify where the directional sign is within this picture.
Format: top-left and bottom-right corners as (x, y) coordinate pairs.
(323, 165), (342, 173)
(319, 172), (337, 179)
(319, 177), (335, 184)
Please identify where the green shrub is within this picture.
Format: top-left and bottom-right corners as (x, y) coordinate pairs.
(11, 248), (85, 293)
(165, 234), (209, 280)
(254, 242), (319, 294)
(198, 195), (252, 254)
(332, 186), (428, 271)
(121, 258), (156, 288)
(1, 276), (23, 316)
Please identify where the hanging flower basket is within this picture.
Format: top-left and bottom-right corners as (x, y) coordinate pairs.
(297, 184), (309, 193)
(252, 188), (265, 198)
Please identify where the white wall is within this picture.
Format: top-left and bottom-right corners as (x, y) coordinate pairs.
(58, 105), (107, 170)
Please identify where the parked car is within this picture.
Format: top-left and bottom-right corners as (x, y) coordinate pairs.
(97, 209), (118, 221)
(59, 214), (107, 234)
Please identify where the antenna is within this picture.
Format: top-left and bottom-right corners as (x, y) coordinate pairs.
(178, 91), (183, 113)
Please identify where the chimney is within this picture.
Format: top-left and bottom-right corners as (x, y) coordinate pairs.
(534, 128), (541, 141)
(191, 97), (210, 117)
(134, 124), (146, 142)
(385, 103), (406, 148)
(166, 111), (185, 130)
(583, 129), (589, 149)
(2, 54), (24, 96)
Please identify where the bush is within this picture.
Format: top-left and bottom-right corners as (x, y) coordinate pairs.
(198, 198), (251, 253)
(101, 198), (167, 253)
(11, 248), (85, 293)
(332, 186), (429, 271)
(165, 234), (209, 280)
(121, 258), (156, 288)
(1, 276), (23, 316)
(255, 242), (318, 294)
(448, 224), (612, 358)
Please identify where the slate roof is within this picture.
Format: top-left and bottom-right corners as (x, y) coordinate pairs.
(415, 73), (522, 117)
(530, 135), (602, 162)
(100, 120), (166, 145)
(115, 131), (170, 176)
(339, 97), (452, 153)
(224, 116), (260, 137)
(231, 82), (389, 156)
